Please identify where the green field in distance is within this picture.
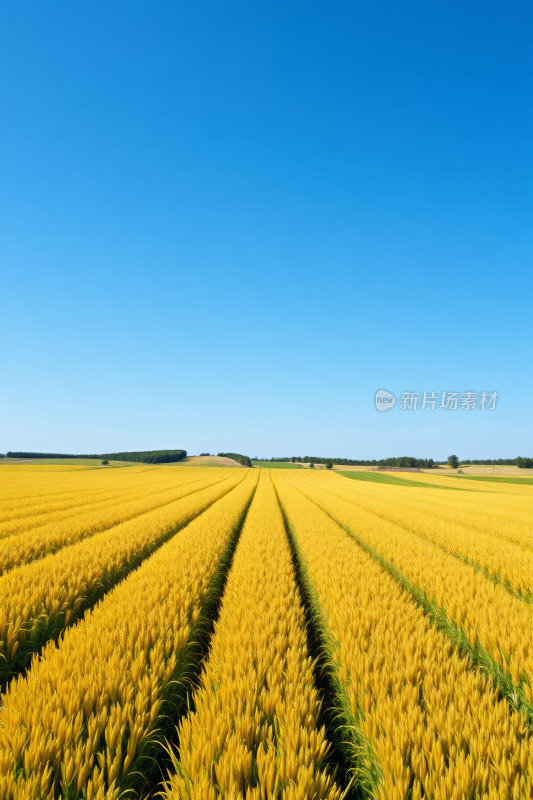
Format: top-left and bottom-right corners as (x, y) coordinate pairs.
(450, 474), (533, 486)
(252, 461), (303, 469)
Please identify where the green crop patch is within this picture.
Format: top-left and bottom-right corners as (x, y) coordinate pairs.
(450, 475), (533, 486)
(336, 471), (473, 491)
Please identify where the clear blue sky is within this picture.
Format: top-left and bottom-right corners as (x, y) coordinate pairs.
(1, 0), (531, 460)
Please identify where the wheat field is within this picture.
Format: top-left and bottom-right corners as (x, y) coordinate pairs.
(1, 464), (533, 799)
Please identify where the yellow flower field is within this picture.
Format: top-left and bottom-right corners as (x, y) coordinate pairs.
(1, 464), (533, 799)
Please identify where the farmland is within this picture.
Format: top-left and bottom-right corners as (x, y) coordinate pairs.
(1, 465), (533, 798)
(0, 458), (137, 467)
(251, 460), (304, 468)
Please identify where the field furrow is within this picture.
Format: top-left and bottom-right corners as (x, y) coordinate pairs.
(0, 471), (259, 800)
(306, 471), (533, 549)
(285, 474), (533, 718)
(273, 472), (533, 799)
(2, 461), (532, 799)
(298, 474), (533, 599)
(0, 469), (232, 572)
(0, 468), (202, 526)
(0, 469), (246, 684)
(0, 466), (156, 504)
(163, 469), (341, 800)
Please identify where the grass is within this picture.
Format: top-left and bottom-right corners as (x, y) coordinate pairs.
(450, 475), (533, 486)
(336, 471), (472, 491)
(252, 461), (303, 469)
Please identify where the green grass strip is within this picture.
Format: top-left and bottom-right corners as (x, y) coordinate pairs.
(336, 471), (474, 491)
(274, 486), (383, 799)
(309, 498), (533, 730)
(450, 475), (533, 485)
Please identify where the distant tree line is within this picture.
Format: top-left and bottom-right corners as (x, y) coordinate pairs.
(265, 456), (439, 468)
(257, 454), (533, 469)
(459, 457), (533, 468)
(102, 450), (187, 464)
(217, 452), (252, 467)
(8, 450), (532, 469)
(6, 449), (187, 464)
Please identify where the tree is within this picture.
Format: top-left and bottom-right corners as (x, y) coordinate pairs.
(309, 462), (315, 469)
(101, 460), (109, 466)
(447, 454), (459, 469)
(326, 459), (333, 469)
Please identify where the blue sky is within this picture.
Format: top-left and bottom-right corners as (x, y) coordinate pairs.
(1, 0), (531, 460)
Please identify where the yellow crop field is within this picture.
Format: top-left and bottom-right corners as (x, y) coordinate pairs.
(1, 464), (533, 799)
(163, 470), (341, 800)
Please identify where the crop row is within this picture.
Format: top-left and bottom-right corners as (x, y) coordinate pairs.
(300, 471), (533, 599)
(386, 469), (533, 497)
(0, 469), (246, 683)
(313, 470), (533, 547)
(0, 464), (156, 503)
(2, 465), (533, 799)
(0, 466), (194, 524)
(0, 466), (201, 524)
(0, 468), (231, 573)
(286, 472), (533, 702)
(273, 472), (533, 798)
(0, 471), (259, 800)
(163, 470), (341, 799)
